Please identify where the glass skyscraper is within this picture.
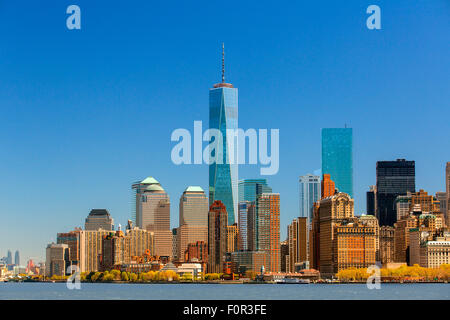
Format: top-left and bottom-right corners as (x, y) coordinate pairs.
(376, 159), (415, 226)
(238, 179), (272, 203)
(321, 128), (353, 197)
(209, 49), (238, 226)
(299, 174), (320, 223)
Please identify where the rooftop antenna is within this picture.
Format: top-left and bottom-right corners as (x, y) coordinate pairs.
(222, 43), (225, 83)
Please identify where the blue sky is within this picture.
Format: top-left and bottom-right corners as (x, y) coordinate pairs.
(0, 1), (449, 262)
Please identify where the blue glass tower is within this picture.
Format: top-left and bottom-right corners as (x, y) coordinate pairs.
(238, 179), (272, 203)
(321, 128), (353, 197)
(209, 44), (238, 225)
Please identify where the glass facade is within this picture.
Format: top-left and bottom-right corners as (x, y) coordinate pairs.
(209, 85), (238, 225)
(299, 174), (320, 223)
(238, 201), (250, 251)
(321, 128), (353, 197)
(238, 179), (272, 203)
(376, 159), (415, 226)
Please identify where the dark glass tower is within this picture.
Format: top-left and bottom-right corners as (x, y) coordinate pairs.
(376, 159), (415, 226)
(366, 185), (376, 215)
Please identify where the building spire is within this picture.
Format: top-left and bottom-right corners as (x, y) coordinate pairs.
(222, 43), (225, 83)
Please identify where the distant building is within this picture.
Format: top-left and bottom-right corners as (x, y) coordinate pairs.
(446, 162), (450, 227)
(177, 186), (208, 262)
(238, 179), (272, 251)
(45, 243), (70, 277)
(410, 190), (441, 214)
(6, 250), (12, 265)
(57, 230), (82, 265)
(436, 191), (447, 223)
(394, 207), (445, 264)
(132, 177), (172, 258)
(208, 200), (228, 273)
(238, 179), (272, 203)
(286, 217), (308, 273)
(395, 193), (412, 221)
(410, 229), (450, 268)
(299, 174), (320, 223)
(14, 250), (20, 266)
(321, 174), (336, 199)
(321, 128), (353, 197)
(230, 251), (267, 274)
(99, 227), (155, 272)
(280, 240), (288, 273)
(376, 159), (415, 226)
(209, 69), (239, 225)
(380, 226), (395, 265)
(238, 201), (251, 251)
(255, 193), (281, 273)
(172, 228), (178, 261)
(184, 241), (208, 263)
(359, 214), (380, 262)
(85, 209), (114, 231)
(246, 203), (257, 252)
(314, 192), (380, 276)
(334, 220), (377, 272)
(227, 224), (239, 253)
(366, 185), (377, 216)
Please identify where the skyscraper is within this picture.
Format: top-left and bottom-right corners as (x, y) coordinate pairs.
(286, 217), (308, 273)
(14, 250), (20, 266)
(84, 209), (114, 231)
(238, 201), (251, 251)
(299, 174), (320, 222)
(255, 193), (281, 273)
(366, 185), (377, 216)
(321, 128), (353, 197)
(133, 177), (172, 258)
(446, 162), (450, 227)
(436, 191), (447, 220)
(209, 44), (238, 225)
(132, 176), (159, 227)
(238, 179), (272, 203)
(6, 250), (12, 265)
(177, 186), (208, 261)
(208, 200), (228, 273)
(376, 159), (415, 226)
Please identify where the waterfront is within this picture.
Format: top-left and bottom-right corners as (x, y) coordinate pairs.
(0, 282), (448, 300)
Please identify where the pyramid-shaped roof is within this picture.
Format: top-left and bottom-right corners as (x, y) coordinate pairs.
(141, 177), (159, 185)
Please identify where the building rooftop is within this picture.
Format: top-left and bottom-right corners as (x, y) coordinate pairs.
(145, 184), (164, 192)
(141, 177), (159, 185)
(185, 186), (204, 193)
(89, 209), (110, 216)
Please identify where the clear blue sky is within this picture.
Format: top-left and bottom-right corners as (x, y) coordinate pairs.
(0, 1), (449, 262)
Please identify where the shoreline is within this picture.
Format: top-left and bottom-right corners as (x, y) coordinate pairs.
(3, 280), (449, 285)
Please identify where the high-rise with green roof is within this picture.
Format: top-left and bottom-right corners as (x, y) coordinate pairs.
(132, 177), (172, 258)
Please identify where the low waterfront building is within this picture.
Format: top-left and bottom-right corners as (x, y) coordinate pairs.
(230, 251), (267, 274)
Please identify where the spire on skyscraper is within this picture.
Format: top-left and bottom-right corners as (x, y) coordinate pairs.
(222, 42), (225, 83)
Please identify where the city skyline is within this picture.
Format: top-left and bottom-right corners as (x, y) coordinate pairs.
(1, 1), (449, 262)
